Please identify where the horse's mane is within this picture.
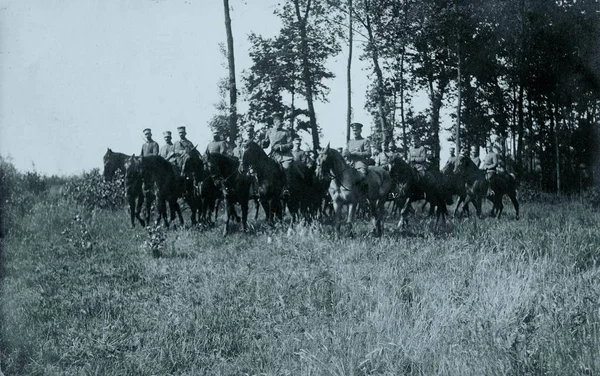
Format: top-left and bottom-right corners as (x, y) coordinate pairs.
(459, 155), (479, 171)
(207, 152), (239, 170)
(243, 141), (268, 158)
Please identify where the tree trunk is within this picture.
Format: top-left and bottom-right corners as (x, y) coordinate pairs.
(346, 0), (353, 143)
(455, 0), (461, 154)
(223, 0), (238, 147)
(364, 4), (388, 144)
(399, 49), (407, 159)
(294, 0), (320, 151)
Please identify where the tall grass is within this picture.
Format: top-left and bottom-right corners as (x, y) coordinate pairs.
(1, 172), (599, 375)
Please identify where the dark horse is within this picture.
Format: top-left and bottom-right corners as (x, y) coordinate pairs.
(454, 155), (520, 219)
(103, 148), (128, 180)
(172, 149), (206, 226)
(240, 141), (285, 223)
(205, 152), (252, 234)
(441, 158), (475, 217)
(123, 155), (146, 228)
(389, 156), (453, 229)
(285, 161), (318, 222)
(126, 155), (184, 227)
(316, 144), (391, 236)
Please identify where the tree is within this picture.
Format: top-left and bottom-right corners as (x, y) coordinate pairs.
(243, 0), (341, 150)
(223, 0), (238, 147)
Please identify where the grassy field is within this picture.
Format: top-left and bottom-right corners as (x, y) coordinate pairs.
(1, 193), (599, 375)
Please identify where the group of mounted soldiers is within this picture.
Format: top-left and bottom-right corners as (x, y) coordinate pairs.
(138, 111), (501, 199)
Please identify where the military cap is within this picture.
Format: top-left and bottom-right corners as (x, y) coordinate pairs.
(177, 126), (187, 134)
(350, 122), (363, 129)
(163, 131), (172, 137)
(143, 128), (152, 135)
(272, 111), (284, 120)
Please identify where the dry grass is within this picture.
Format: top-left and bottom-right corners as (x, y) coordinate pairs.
(1, 196), (599, 375)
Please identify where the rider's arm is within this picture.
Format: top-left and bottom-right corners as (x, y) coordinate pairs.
(488, 154), (498, 170)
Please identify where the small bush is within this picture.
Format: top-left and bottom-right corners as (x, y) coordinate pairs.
(62, 169), (126, 211)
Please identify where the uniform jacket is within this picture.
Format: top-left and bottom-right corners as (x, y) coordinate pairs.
(160, 143), (176, 159)
(141, 141), (160, 157)
(263, 128), (293, 162)
(207, 140), (229, 155)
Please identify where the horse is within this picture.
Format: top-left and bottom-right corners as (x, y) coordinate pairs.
(172, 149), (205, 226)
(123, 155), (147, 228)
(284, 160), (318, 222)
(316, 144), (391, 236)
(441, 158), (474, 217)
(103, 148), (128, 181)
(453, 155), (520, 219)
(389, 156), (453, 230)
(240, 141), (285, 224)
(128, 155), (184, 227)
(205, 151), (252, 234)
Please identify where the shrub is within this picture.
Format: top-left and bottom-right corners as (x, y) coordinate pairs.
(62, 169), (126, 211)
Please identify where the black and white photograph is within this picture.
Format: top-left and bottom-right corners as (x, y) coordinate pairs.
(1, 0), (599, 374)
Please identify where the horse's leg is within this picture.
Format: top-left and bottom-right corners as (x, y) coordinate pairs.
(156, 198), (167, 227)
(128, 195), (136, 228)
(223, 195), (231, 236)
(397, 197), (412, 228)
(240, 196), (249, 232)
(453, 195), (464, 218)
(260, 196), (271, 224)
(174, 200), (183, 226)
(332, 200), (343, 233)
(509, 190), (520, 220)
(135, 193), (145, 227)
(495, 195), (504, 219)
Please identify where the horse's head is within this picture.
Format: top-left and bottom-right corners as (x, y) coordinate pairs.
(124, 155), (142, 182)
(103, 148), (118, 180)
(316, 143), (335, 180)
(453, 155), (474, 176)
(180, 149), (204, 182)
(204, 151), (220, 178)
(240, 141), (261, 174)
(442, 159), (455, 175)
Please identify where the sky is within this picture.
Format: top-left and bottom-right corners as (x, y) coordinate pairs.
(0, 0), (451, 176)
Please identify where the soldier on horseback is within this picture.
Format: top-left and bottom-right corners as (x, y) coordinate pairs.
(160, 131), (175, 159)
(291, 136), (307, 164)
(482, 141), (498, 196)
(141, 128), (159, 157)
(261, 112), (294, 196)
(207, 128), (229, 155)
(343, 122), (371, 183)
(470, 145), (481, 168)
(408, 135), (427, 177)
(174, 126), (195, 154)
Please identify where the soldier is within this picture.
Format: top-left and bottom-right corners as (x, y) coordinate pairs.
(374, 142), (395, 170)
(443, 146), (457, 170)
(470, 145), (481, 169)
(174, 126), (195, 154)
(262, 112), (294, 195)
(207, 128), (229, 155)
(231, 135), (245, 160)
(291, 136), (307, 164)
(481, 141), (498, 196)
(141, 128), (159, 157)
(408, 135), (427, 176)
(343, 122), (370, 180)
(160, 131), (175, 159)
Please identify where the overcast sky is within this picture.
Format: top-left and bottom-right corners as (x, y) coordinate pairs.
(0, 0), (448, 175)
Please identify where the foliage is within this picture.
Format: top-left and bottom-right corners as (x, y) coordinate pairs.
(243, 0), (341, 148)
(62, 168), (126, 211)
